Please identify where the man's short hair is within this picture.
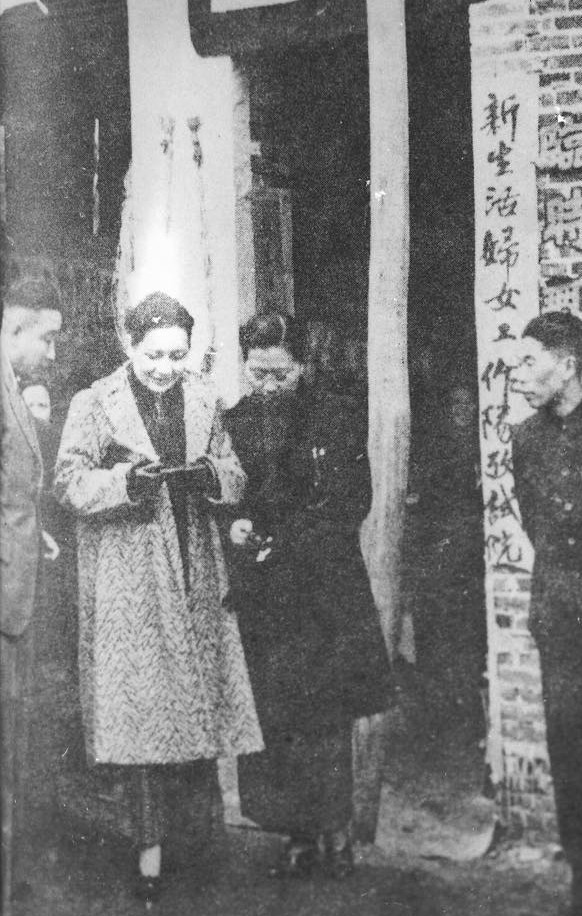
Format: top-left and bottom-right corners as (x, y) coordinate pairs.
(523, 310), (582, 375)
(2, 278), (62, 315)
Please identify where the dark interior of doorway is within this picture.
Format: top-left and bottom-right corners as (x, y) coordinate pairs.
(240, 37), (370, 332)
(406, 0), (487, 726)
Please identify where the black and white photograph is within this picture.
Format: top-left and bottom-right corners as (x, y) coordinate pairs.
(2, 0), (582, 914)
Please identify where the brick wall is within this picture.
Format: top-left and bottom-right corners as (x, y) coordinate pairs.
(471, 0), (582, 838)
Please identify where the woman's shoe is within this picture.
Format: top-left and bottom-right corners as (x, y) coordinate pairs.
(268, 840), (318, 878)
(323, 831), (354, 879)
(134, 875), (162, 906)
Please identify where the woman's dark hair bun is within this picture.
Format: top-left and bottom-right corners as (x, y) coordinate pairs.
(239, 312), (304, 362)
(124, 292), (194, 347)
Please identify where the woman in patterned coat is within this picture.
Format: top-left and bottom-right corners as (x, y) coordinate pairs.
(54, 293), (262, 901)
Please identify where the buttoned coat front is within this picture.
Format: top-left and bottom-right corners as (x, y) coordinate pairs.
(54, 365), (263, 766)
(512, 404), (582, 639)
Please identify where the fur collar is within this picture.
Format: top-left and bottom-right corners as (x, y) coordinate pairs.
(90, 363), (218, 463)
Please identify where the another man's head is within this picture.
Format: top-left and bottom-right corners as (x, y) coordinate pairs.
(512, 311), (582, 415)
(1, 279), (62, 377)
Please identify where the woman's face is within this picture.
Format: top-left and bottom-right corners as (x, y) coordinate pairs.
(130, 326), (190, 393)
(245, 346), (303, 400)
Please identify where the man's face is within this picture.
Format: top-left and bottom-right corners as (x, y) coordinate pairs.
(512, 336), (573, 410)
(7, 308), (62, 377)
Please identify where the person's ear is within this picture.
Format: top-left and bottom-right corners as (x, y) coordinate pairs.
(564, 354), (578, 379)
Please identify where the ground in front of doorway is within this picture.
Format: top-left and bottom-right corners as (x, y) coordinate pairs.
(11, 816), (572, 916)
(12, 661), (572, 916)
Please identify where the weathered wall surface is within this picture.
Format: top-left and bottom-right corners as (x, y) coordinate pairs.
(471, 0), (582, 836)
(119, 0), (244, 403)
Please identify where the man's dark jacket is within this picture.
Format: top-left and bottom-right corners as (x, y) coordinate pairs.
(512, 400), (582, 865)
(512, 403), (582, 640)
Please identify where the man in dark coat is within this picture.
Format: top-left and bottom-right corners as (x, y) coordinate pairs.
(1, 278), (62, 912)
(224, 313), (391, 878)
(512, 310), (582, 916)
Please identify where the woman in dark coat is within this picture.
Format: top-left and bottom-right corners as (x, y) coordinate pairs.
(225, 313), (391, 878)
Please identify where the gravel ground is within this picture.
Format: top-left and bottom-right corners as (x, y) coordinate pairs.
(11, 810), (572, 916)
(9, 655), (571, 916)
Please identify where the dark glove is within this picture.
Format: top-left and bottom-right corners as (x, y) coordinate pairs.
(126, 459), (164, 503)
(187, 457), (221, 499)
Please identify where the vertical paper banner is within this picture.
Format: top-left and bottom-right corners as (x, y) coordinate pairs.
(472, 64), (539, 782)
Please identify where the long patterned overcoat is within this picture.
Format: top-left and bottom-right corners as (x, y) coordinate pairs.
(54, 364), (263, 766)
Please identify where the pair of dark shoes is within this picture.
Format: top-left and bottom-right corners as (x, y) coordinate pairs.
(135, 874), (162, 907)
(269, 831), (354, 880)
(268, 840), (319, 879)
(324, 833), (355, 879)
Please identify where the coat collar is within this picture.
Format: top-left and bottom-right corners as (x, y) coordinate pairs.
(541, 396), (582, 434)
(91, 364), (158, 461)
(90, 363), (216, 463)
(182, 372), (216, 462)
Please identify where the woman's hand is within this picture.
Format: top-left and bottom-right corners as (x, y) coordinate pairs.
(42, 530), (60, 561)
(230, 518), (253, 547)
(126, 459), (164, 503)
(187, 457), (221, 499)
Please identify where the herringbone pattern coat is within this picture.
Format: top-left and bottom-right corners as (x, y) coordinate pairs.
(54, 365), (263, 766)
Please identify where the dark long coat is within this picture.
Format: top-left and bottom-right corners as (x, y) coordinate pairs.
(224, 385), (391, 741)
(512, 402), (582, 862)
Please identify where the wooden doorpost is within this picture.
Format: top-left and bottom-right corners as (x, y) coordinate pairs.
(354, 0), (410, 844)
(363, 0), (410, 661)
